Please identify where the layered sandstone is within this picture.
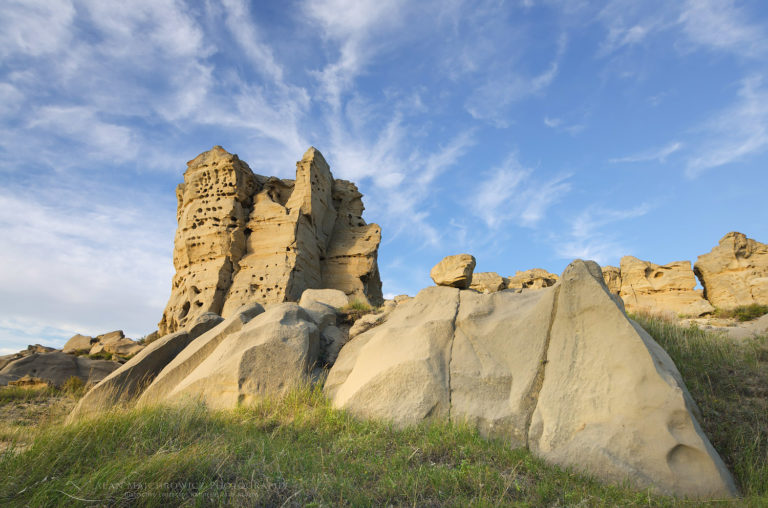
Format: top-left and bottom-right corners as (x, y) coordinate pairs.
(619, 256), (714, 317)
(158, 146), (382, 335)
(601, 265), (621, 295)
(694, 232), (768, 309)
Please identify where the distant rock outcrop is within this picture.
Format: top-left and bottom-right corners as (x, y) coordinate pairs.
(0, 350), (118, 387)
(469, 272), (506, 293)
(619, 256), (714, 317)
(504, 268), (559, 291)
(695, 232), (768, 309)
(158, 146), (383, 336)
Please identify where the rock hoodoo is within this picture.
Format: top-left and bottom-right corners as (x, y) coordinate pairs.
(324, 260), (737, 498)
(158, 146), (383, 336)
(619, 256), (714, 317)
(695, 232), (768, 309)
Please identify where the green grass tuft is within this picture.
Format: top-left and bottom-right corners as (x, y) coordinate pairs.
(713, 304), (768, 322)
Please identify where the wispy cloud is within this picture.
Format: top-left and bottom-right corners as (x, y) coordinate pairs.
(678, 0), (768, 58)
(471, 153), (571, 229)
(556, 204), (651, 265)
(466, 35), (567, 127)
(609, 141), (682, 164)
(686, 75), (768, 177)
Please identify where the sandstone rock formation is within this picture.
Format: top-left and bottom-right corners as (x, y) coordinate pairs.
(62, 334), (93, 354)
(0, 351), (119, 387)
(504, 268), (558, 291)
(69, 313), (225, 420)
(469, 272), (506, 293)
(324, 260), (737, 498)
(619, 256), (714, 317)
(601, 265), (621, 295)
(430, 254), (476, 289)
(694, 232), (768, 309)
(158, 146), (382, 336)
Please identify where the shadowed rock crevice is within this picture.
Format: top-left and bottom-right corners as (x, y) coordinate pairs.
(523, 284), (560, 446)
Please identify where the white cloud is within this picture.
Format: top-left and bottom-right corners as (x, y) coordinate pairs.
(686, 75), (768, 177)
(679, 0), (768, 58)
(0, 0), (75, 58)
(471, 153), (571, 229)
(556, 204), (651, 265)
(609, 141), (682, 164)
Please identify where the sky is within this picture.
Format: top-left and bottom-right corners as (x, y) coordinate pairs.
(1, 0), (767, 353)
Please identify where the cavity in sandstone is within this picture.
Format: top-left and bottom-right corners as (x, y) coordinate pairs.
(619, 256), (714, 317)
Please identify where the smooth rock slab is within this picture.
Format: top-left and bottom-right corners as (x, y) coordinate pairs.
(324, 260), (737, 499)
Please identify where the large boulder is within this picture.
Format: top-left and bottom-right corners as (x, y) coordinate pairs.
(504, 268), (558, 291)
(0, 352), (118, 387)
(62, 334), (94, 354)
(158, 146), (382, 336)
(619, 256), (714, 317)
(694, 232), (768, 309)
(299, 288), (350, 309)
(68, 313), (224, 421)
(139, 303), (318, 409)
(430, 254), (476, 289)
(324, 260), (737, 498)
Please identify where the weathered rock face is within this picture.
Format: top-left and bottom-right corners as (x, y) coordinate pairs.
(619, 256), (714, 317)
(601, 265), (621, 295)
(694, 232), (768, 309)
(158, 146), (382, 336)
(504, 268), (558, 291)
(324, 260), (737, 498)
(430, 254), (476, 289)
(469, 272), (506, 293)
(0, 351), (119, 387)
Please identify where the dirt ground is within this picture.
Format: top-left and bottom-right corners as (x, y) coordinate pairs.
(0, 395), (75, 453)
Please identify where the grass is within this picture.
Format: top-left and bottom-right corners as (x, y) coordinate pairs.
(338, 299), (377, 323)
(632, 313), (768, 499)
(0, 385), (669, 507)
(0, 319), (765, 505)
(0, 376), (86, 404)
(713, 304), (768, 322)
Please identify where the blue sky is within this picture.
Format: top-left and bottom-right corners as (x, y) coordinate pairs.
(1, 0), (767, 352)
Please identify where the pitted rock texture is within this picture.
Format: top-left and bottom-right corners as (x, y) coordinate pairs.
(504, 268), (558, 291)
(694, 232), (768, 309)
(324, 260), (737, 499)
(158, 146), (382, 335)
(619, 256), (714, 317)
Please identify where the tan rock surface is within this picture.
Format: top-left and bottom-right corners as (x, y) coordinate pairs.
(619, 256), (714, 317)
(325, 286), (458, 425)
(141, 304), (319, 409)
(158, 146), (382, 335)
(694, 232), (768, 309)
(430, 254), (476, 289)
(62, 334), (94, 354)
(69, 313), (224, 421)
(469, 272), (506, 293)
(601, 265), (621, 295)
(324, 260), (737, 498)
(504, 268), (558, 290)
(299, 288), (349, 309)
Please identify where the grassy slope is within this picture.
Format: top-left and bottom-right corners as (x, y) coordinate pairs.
(0, 319), (765, 507)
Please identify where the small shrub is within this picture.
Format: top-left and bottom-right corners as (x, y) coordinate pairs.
(88, 351), (113, 361)
(60, 376), (85, 398)
(339, 299), (377, 323)
(714, 304), (768, 322)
